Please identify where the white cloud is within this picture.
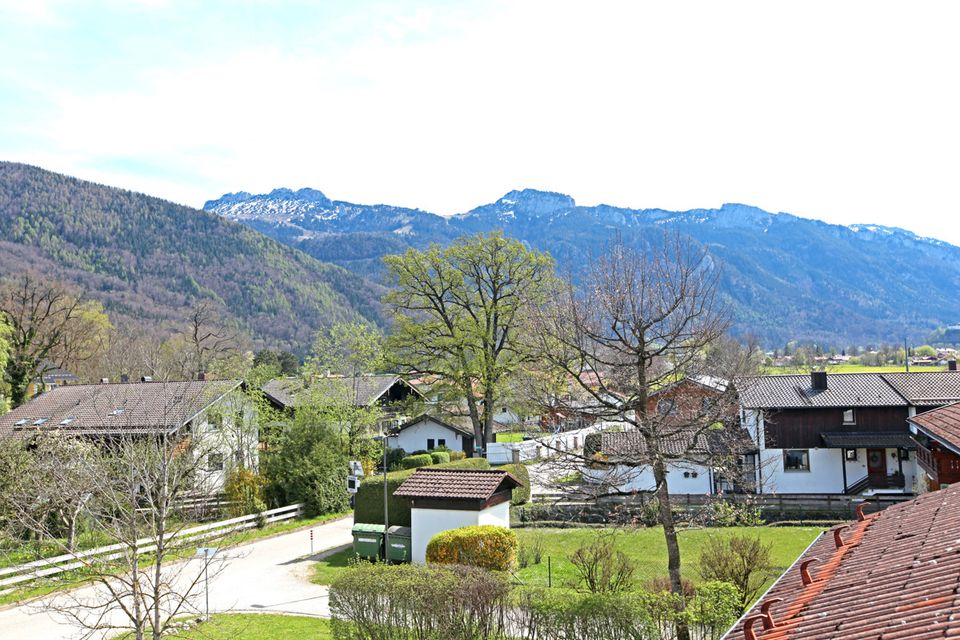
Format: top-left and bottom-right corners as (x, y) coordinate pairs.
(6, 0), (960, 242)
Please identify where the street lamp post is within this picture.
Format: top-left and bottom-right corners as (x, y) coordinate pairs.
(374, 434), (390, 561)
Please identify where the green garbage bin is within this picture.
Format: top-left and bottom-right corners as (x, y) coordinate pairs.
(386, 526), (412, 563)
(352, 523), (385, 560)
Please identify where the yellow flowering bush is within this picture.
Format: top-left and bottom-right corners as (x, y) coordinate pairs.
(426, 525), (518, 571)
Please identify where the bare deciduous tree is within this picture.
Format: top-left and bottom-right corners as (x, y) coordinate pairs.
(532, 235), (758, 640)
(0, 274), (111, 406)
(1, 383), (254, 639)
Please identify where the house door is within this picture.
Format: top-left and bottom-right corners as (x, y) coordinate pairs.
(867, 448), (887, 480)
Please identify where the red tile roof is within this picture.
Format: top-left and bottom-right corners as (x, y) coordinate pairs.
(724, 484), (960, 640)
(393, 468), (520, 501)
(909, 403), (960, 453)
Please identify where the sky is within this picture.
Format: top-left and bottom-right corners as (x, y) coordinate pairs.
(2, 1), (960, 243)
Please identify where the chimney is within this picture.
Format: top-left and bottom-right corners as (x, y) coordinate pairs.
(100, 377), (110, 384)
(141, 376), (153, 383)
(197, 372), (206, 381)
(950, 360), (957, 372)
(811, 371), (828, 391)
(120, 374), (130, 383)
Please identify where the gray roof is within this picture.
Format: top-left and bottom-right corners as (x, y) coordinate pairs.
(738, 372), (960, 409)
(262, 375), (419, 409)
(599, 426), (755, 461)
(820, 431), (917, 450)
(393, 414), (475, 439)
(0, 380), (241, 437)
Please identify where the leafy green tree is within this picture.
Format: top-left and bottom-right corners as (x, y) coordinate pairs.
(915, 344), (937, 358)
(262, 410), (351, 516)
(384, 233), (556, 447)
(0, 316), (10, 412)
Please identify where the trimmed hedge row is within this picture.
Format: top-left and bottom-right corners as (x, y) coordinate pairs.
(354, 457), (491, 527)
(500, 463), (531, 505)
(426, 525), (518, 571)
(400, 454), (433, 469)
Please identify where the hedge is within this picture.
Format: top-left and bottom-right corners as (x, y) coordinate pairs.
(354, 457), (491, 527)
(449, 450), (466, 461)
(426, 525), (518, 571)
(501, 463), (531, 505)
(429, 451), (450, 465)
(400, 453), (433, 469)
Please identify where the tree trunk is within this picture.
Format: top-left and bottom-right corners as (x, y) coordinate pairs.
(653, 457), (691, 640)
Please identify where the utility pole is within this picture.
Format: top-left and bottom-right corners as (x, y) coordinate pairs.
(382, 437), (390, 560)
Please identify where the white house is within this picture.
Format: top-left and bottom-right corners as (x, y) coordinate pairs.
(392, 468), (520, 564)
(387, 414), (476, 456)
(580, 426), (756, 495)
(0, 378), (257, 493)
(737, 371), (960, 495)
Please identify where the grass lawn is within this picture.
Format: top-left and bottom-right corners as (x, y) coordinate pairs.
(0, 512), (351, 607)
(312, 547), (356, 585)
(312, 525), (821, 592)
(514, 526), (821, 592)
(113, 614), (332, 639)
(496, 432), (526, 443)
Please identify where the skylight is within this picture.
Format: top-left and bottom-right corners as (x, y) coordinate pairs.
(109, 408), (125, 416)
(32, 418), (48, 425)
(14, 419), (27, 426)
(59, 417), (75, 425)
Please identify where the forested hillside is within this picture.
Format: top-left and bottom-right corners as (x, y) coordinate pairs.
(0, 162), (385, 349)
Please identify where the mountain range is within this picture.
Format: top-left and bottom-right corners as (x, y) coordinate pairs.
(205, 187), (960, 346)
(0, 162), (386, 350)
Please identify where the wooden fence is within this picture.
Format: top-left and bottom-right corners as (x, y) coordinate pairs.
(0, 503), (303, 590)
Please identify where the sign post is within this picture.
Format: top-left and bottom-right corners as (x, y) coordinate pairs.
(195, 547), (218, 621)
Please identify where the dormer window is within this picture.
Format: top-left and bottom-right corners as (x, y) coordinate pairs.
(842, 409), (856, 425)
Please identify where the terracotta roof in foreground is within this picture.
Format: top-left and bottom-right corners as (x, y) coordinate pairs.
(723, 483), (960, 640)
(393, 468), (520, 501)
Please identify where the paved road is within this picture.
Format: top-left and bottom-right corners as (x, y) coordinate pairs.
(0, 517), (353, 639)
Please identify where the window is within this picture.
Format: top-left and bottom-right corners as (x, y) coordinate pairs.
(427, 438), (435, 450)
(657, 399), (677, 416)
(842, 409), (856, 425)
(207, 453), (224, 472)
(899, 448), (910, 461)
(784, 449), (810, 471)
(208, 413), (223, 430)
(844, 448), (858, 462)
(437, 438), (446, 448)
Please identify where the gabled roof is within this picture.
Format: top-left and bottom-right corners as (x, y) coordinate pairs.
(392, 414), (474, 439)
(908, 402), (960, 454)
(0, 380), (241, 437)
(262, 374), (421, 409)
(738, 371), (960, 409)
(724, 484), (960, 640)
(393, 468), (520, 501)
(599, 426), (756, 461)
(650, 375), (729, 397)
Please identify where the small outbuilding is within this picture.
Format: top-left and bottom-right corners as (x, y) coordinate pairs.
(387, 414), (476, 457)
(393, 468), (520, 564)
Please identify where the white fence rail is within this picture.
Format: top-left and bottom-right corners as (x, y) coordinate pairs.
(0, 503), (303, 589)
(486, 423), (608, 465)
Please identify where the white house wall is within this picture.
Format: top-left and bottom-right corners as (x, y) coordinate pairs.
(758, 447), (918, 494)
(389, 419), (467, 454)
(582, 461), (713, 494)
(410, 507), (480, 564)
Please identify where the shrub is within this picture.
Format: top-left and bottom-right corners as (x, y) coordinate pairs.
(429, 451), (450, 465)
(400, 454), (433, 469)
(330, 562), (511, 640)
(686, 581), (741, 637)
(262, 421), (350, 517)
(517, 530), (545, 569)
(354, 458), (492, 527)
(645, 575), (697, 598)
(223, 467), (268, 518)
(698, 535), (775, 613)
(569, 531), (636, 593)
(500, 463), (531, 505)
(426, 525), (518, 571)
(385, 447), (407, 471)
(695, 500), (764, 527)
(449, 450), (466, 461)
(583, 432), (603, 458)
